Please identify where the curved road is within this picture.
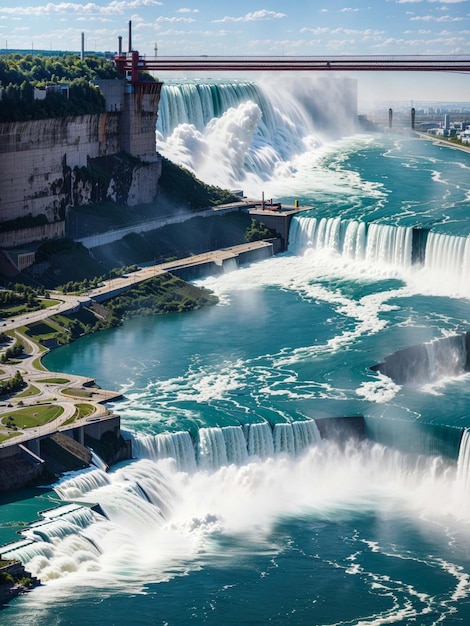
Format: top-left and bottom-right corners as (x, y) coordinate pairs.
(0, 240), (272, 448)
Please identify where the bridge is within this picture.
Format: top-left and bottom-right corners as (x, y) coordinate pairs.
(114, 52), (470, 82)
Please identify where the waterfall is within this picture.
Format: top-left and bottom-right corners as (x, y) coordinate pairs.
(290, 214), (470, 293)
(289, 215), (413, 269)
(365, 223), (413, 267)
(0, 422), (321, 583)
(54, 468), (111, 500)
(133, 420), (321, 470)
(424, 232), (470, 294)
(372, 333), (468, 386)
(132, 431), (197, 473)
(0, 504), (103, 567)
(89, 449), (108, 472)
(457, 428), (470, 491)
(22, 506), (98, 543)
(157, 81), (268, 136)
(223, 257), (238, 273)
(365, 417), (463, 460)
(197, 427), (229, 470)
(223, 425), (249, 465)
(155, 77), (358, 192)
(425, 334), (467, 381)
(246, 422), (275, 458)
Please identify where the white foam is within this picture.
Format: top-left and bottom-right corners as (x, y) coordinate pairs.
(356, 374), (401, 403)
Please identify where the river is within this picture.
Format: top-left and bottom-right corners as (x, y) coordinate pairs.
(2, 78), (470, 625)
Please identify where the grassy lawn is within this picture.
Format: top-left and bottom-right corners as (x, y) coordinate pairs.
(62, 403), (95, 426)
(37, 378), (70, 384)
(32, 357), (47, 371)
(0, 431), (22, 443)
(76, 403), (95, 418)
(0, 299), (61, 319)
(1, 304), (31, 318)
(1, 404), (64, 429)
(41, 299), (62, 309)
(16, 384), (40, 398)
(61, 388), (93, 398)
(15, 326), (48, 353)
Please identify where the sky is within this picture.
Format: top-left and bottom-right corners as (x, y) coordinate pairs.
(0, 0), (469, 106)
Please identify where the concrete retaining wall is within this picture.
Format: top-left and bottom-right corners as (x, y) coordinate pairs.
(0, 221), (65, 248)
(0, 108), (163, 244)
(0, 114), (121, 223)
(0, 415), (126, 493)
(78, 205), (235, 250)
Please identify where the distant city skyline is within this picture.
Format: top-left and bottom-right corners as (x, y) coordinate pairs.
(1, 0), (469, 107)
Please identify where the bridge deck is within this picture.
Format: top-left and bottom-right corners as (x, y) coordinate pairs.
(120, 54), (470, 73)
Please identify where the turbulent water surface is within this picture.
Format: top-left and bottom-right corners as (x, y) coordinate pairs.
(3, 78), (470, 625)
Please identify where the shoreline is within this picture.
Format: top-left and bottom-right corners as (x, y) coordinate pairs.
(0, 239), (279, 464)
(415, 131), (470, 155)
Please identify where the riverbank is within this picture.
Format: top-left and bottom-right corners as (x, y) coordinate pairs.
(416, 131), (470, 155)
(0, 239), (278, 480)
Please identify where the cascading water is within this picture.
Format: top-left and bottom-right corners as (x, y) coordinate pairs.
(288, 215), (413, 269)
(371, 333), (468, 387)
(131, 430), (197, 472)
(457, 428), (470, 491)
(0, 423), (323, 581)
(132, 421), (321, 470)
(424, 231), (470, 295)
(156, 77), (358, 193)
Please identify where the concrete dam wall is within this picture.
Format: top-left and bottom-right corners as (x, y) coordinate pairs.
(0, 80), (164, 248)
(0, 114), (121, 223)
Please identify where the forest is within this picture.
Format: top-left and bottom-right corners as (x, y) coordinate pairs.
(0, 53), (121, 121)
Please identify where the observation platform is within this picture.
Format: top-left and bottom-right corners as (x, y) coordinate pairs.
(247, 200), (312, 248)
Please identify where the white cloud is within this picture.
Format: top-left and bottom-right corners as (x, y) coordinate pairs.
(300, 27), (384, 36)
(0, 0), (163, 17)
(212, 10), (287, 23)
(155, 16), (196, 23)
(410, 14), (465, 21)
(176, 7), (199, 13)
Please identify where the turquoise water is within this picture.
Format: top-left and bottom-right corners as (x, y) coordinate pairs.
(0, 488), (60, 546)
(3, 84), (470, 624)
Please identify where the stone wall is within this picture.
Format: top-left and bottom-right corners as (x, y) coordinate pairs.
(0, 78), (163, 248)
(0, 221), (65, 248)
(0, 114), (121, 224)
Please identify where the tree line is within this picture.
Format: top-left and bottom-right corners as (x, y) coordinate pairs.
(0, 371), (24, 396)
(0, 53), (120, 122)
